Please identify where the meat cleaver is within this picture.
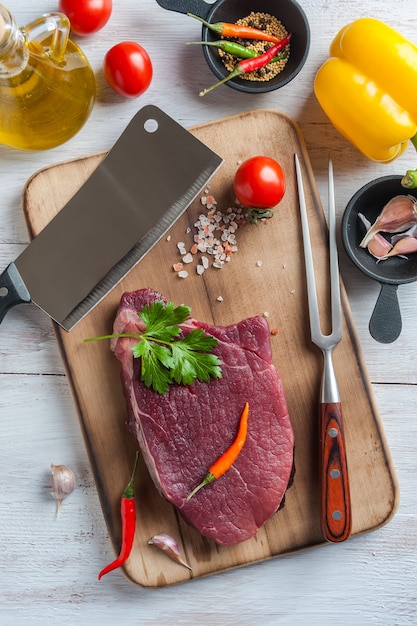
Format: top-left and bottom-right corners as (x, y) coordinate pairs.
(0, 105), (223, 331)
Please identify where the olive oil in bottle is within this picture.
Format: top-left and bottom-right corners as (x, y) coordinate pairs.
(0, 4), (95, 150)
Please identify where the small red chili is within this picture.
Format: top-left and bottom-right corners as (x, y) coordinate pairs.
(199, 34), (292, 96)
(186, 402), (249, 500)
(188, 13), (286, 44)
(98, 451), (139, 580)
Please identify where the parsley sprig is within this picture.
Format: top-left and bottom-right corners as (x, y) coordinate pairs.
(85, 301), (222, 394)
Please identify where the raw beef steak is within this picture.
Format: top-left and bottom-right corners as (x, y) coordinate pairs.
(111, 288), (294, 545)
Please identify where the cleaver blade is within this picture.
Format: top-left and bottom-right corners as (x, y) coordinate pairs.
(0, 105), (223, 331)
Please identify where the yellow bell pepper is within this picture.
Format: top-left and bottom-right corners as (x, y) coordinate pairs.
(314, 18), (417, 186)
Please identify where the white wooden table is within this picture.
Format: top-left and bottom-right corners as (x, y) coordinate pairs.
(1, 0), (416, 623)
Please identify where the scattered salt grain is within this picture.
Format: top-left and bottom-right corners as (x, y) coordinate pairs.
(216, 296), (224, 302)
(196, 265), (205, 275)
(177, 242), (187, 256)
(256, 260), (263, 267)
(201, 256), (209, 269)
(182, 253), (193, 264)
(166, 234), (171, 242)
(263, 312), (270, 318)
(173, 262), (183, 272)
(178, 270), (188, 279)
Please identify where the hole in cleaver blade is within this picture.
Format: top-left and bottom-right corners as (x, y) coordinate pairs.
(8, 105), (223, 331)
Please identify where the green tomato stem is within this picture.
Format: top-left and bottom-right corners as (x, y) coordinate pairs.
(247, 207), (275, 222)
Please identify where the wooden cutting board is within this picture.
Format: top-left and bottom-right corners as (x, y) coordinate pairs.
(22, 108), (398, 587)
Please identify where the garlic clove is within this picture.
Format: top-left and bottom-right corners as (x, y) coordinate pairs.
(148, 533), (192, 571)
(367, 233), (393, 260)
(383, 235), (417, 259)
(50, 464), (76, 517)
(360, 195), (417, 248)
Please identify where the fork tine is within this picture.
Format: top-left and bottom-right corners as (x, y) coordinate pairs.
(328, 158), (342, 342)
(294, 154), (322, 346)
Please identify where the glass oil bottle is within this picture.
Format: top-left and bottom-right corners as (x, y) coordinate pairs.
(0, 4), (95, 150)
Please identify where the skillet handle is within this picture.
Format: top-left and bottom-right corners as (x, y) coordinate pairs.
(154, 0), (212, 19)
(369, 283), (402, 343)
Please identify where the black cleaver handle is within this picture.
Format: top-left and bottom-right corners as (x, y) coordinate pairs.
(0, 263), (31, 324)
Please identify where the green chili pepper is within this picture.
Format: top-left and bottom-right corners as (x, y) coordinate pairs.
(186, 40), (289, 63)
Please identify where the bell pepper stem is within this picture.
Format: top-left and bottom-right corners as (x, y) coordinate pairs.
(402, 132), (417, 189)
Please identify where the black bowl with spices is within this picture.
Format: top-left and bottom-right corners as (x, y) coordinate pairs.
(202, 0), (310, 93)
(156, 0), (310, 94)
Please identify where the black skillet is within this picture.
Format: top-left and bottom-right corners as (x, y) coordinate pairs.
(342, 175), (417, 343)
(155, 0), (310, 93)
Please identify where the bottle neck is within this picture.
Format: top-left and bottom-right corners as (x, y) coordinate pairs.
(0, 5), (29, 78)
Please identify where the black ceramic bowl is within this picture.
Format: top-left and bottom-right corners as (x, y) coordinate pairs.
(342, 175), (417, 343)
(156, 0), (310, 94)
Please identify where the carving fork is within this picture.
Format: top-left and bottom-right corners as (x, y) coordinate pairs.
(295, 154), (352, 543)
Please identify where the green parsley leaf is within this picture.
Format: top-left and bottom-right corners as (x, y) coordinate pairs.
(139, 301), (190, 342)
(171, 342), (222, 386)
(135, 338), (173, 395)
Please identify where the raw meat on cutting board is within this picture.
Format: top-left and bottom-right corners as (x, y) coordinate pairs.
(111, 288), (294, 545)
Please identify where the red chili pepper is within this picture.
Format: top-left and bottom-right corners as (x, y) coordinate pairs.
(186, 402), (249, 500)
(98, 451), (139, 580)
(199, 34), (292, 96)
(188, 13), (285, 44)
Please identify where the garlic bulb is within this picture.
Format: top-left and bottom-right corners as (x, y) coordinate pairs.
(360, 195), (417, 248)
(50, 464), (76, 516)
(148, 534), (192, 570)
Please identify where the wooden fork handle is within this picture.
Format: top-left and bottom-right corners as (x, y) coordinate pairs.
(319, 401), (352, 542)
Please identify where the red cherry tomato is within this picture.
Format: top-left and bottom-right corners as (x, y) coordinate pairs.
(103, 42), (153, 98)
(58, 0), (112, 35)
(234, 156), (286, 209)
